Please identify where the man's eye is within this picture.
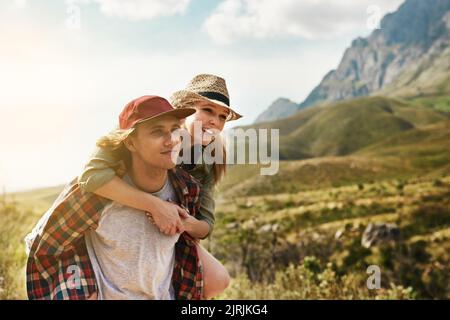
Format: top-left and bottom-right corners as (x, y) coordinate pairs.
(152, 130), (163, 135)
(219, 115), (227, 121)
(203, 108), (213, 113)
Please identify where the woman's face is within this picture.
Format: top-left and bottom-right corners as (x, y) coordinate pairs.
(185, 100), (230, 146)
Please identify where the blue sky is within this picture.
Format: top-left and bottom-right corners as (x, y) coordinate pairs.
(0, 0), (404, 192)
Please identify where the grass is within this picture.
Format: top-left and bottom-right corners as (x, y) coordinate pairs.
(212, 174), (450, 299)
(0, 199), (43, 299)
(408, 95), (450, 113)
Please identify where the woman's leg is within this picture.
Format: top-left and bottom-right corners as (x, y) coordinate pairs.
(197, 244), (230, 299)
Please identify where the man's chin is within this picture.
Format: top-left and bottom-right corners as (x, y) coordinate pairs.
(164, 162), (177, 170)
(160, 158), (178, 170)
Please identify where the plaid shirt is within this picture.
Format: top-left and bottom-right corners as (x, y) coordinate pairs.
(25, 167), (203, 300)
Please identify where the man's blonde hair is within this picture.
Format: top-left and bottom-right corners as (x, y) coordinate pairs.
(96, 127), (135, 150)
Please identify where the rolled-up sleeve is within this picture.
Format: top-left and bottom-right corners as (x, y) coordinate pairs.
(78, 146), (122, 193)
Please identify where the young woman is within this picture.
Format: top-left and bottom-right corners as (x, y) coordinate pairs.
(78, 74), (242, 299)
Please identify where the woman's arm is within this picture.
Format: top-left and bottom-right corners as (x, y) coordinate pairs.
(181, 214), (211, 239)
(95, 176), (186, 236)
(78, 146), (185, 235)
(180, 164), (216, 240)
(78, 146), (122, 193)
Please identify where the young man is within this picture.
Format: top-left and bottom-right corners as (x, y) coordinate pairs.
(25, 96), (204, 300)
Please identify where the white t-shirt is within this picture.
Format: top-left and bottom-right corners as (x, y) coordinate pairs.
(85, 174), (180, 300)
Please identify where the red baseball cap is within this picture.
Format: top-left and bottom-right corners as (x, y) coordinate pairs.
(119, 95), (196, 130)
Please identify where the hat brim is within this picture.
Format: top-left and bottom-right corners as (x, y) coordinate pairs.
(134, 107), (196, 127)
(170, 90), (242, 121)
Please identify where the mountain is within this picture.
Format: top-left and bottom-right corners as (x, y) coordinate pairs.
(254, 98), (298, 124)
(254, 0), (450, 123)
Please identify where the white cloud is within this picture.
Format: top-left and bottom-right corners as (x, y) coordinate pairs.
(74, 0), (191, 21)
(204, 0), (404, 45)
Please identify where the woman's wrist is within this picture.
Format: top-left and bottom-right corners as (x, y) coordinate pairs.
(143, 193), (163, 216)
(183, 216), (210, 238)
(181, 215), (194, 233)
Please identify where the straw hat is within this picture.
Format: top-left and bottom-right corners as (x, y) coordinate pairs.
(170, 74), (242, 121)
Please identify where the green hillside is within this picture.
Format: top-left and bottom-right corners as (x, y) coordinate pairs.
(219, 156), (409, 198)
(238, 96), (449, 160)
(357, 120), (450, 171)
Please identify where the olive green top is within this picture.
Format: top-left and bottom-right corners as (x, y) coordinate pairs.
(78, 146), (216, 239)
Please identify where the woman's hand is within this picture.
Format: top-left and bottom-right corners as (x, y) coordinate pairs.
(146, 197), (188, 236)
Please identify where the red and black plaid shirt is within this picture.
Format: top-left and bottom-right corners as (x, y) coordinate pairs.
(25, 167), (203, 300)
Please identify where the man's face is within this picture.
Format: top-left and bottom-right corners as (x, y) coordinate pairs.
(126, 115), (183, 170)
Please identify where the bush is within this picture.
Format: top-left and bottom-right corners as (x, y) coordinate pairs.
(378, 241), (449, 299)
(218, 256), (416, 300)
